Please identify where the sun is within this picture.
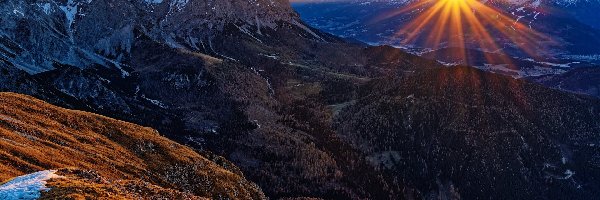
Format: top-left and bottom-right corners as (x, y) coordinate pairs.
(445, 0), (469, 6)
(374, 0), (550, 64)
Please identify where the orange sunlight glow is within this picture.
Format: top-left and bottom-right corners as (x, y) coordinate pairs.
(376, 0), (552, 65)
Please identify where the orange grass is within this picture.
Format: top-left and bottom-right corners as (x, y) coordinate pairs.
(0, 92), (264, 200)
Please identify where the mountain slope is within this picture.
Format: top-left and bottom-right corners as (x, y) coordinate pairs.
(1, 169), (208, 200)
(0, 0), (310, 74)
(3, 25), (437, 199)
(0, 92), (265, 200)
(293, 0), (600, 77)
(335, 66), (600, 199)
(530, 66), (600, 98)
(41, 169), (209, 200)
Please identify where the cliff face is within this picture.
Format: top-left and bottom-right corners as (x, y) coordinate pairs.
(0, 0), (300, 73)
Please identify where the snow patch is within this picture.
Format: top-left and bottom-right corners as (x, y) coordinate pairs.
(437, 60), (461, 66)
(141, 94), (167, 108)
(561, 54), (600, 62)
(236, 25), (263, 43)
(59, 0), (79, 31)
(144, 0), (163, 4)
(523, 58), (579, 68)
(170, 0), (189, 11)
(292, 20), (325, 41)
(474, 63), (567, 78)
(260, 53), (279, 60)
(37, 3), (53, 15)
(12, 9), (24, 17)
(0, 170), (63, 200)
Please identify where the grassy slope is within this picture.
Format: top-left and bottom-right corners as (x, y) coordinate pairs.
(0, 92), (264, 200)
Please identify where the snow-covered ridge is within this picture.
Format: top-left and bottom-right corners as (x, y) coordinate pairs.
(0, 170), (63, 200)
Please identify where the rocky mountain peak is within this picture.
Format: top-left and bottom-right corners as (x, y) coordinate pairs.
(0, 0), (300, 74)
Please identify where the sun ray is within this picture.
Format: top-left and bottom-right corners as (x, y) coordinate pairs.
(374, 0), (554, 65)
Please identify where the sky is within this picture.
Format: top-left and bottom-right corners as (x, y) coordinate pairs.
(289, 0), (353, 2)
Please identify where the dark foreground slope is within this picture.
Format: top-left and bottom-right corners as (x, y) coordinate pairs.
(335, 66), (600, 199)
(0, 92), (264, 200)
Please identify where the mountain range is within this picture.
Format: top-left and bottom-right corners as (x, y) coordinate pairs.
(293, 0), (600, 98)
(1, 0), (600, 199)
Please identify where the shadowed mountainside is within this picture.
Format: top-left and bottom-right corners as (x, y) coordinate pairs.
(335, 66), (600, 199)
